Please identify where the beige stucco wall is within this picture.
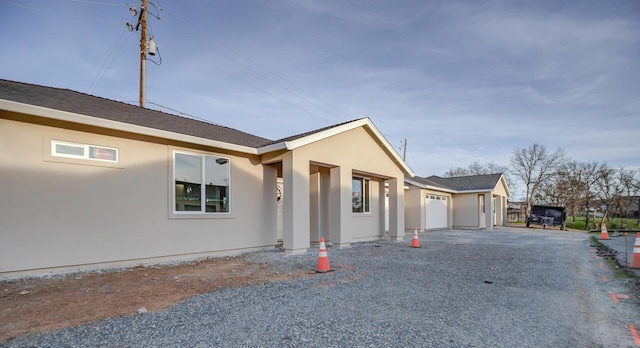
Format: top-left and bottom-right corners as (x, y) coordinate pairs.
(0, 116), (276, 277)
(492, 179), (509, 226)
(493, 179), (509, 197)
(267, 126), (406, 251)
(404, 186), (422, 231)
(452, 193), (480, 228)
(405, 186), (453, 231)
(406, 177), (509, 231)
(454, 191), (507, 229)
(493, 195), (506, 226)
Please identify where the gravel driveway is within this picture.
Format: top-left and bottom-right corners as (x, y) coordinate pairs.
(6, 228), (640, 347)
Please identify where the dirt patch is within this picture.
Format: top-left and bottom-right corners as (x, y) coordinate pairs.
(0, 256), (310, 342)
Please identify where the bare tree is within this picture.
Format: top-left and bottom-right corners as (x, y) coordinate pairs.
(576, 162), (604, 230)
(444, 161), (513, 188)
(555, 162), (580, 219)
(609, 168), (638, 228)
(445, 161), (516, 202)
(536, 170), (569, 207)
(444, 167), (472, 177)
(634, 172), (640, 226)
(594, 165), (626, 226)
(551, 161), (602, 229)
(510, 143), (566, 223)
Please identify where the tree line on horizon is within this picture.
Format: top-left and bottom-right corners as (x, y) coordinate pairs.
(444, 143), (639, 230)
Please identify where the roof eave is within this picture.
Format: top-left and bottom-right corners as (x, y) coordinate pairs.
(256, 141), (288, 155)
(499, 174), (511, 197)
(1, 99), (259, 155)
(404, 178), (457, 193)
(259, 118), (415, 176)
(455, 189), (494, 194)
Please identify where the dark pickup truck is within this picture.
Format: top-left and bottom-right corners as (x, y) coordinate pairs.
(526, 205), (566, 230)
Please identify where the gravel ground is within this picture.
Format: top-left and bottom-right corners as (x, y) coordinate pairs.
(6, 228), (640, 347)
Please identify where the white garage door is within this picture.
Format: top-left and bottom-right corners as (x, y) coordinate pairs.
(425, 195), (448, 229)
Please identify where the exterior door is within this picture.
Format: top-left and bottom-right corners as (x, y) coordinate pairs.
(493, 197), (497, 226)
(478, 194), (486, 228)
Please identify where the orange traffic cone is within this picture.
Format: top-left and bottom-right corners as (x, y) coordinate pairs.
(410, 228), (420, 248)
(600, 223), (609, 240)
(316, 237), (332, 273)
(630, 234), (640, 269)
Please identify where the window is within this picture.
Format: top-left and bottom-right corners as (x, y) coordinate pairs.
(51, 140), (118, 163)
(174, 151), (230, 213)
(352, 176), (370, 213)
(479, 194), (485, 214)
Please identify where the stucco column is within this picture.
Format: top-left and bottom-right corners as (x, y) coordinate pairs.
(309, 171), (330, 246)
(319, 171), (331, 242)
(282, 152), (310, 254)
(310, 172), (320, 245)
(263, 165), (278, 243)
(330, 166), (351, 248)
(378, 180), (386, 235)
(502, 196), (507, 226)
(494, 195), (502, 227)
(388, 177), (405, 241)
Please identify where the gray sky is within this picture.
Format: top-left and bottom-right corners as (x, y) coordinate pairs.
(1, 0), (639, 199)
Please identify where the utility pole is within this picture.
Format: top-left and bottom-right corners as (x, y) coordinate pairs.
(403, 139), (407, 161)
(138, 0), (148, 108)
(127, 0), (158, 108)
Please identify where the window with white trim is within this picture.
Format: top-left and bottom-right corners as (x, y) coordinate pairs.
(51, 140), (118, 163)
(174, 151), (230, 213)
(352, 176), (370, 213)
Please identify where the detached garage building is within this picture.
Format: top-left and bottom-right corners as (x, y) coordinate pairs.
(405, 173), (510, 231)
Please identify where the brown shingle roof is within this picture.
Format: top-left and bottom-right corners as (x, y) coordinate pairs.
(408, 176), (449, 189)
(269, 118), (366, 145)
(423, 173), (504, 191)
(0, 79), (273, 148)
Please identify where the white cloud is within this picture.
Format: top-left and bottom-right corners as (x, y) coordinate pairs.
(1, 0), (638, 178)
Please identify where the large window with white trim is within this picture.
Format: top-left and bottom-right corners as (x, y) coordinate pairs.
(352, 176), (370, 213)
(174, 151), (230, 213)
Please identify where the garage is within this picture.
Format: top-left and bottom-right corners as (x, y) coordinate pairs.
(425, 195), (448, 229)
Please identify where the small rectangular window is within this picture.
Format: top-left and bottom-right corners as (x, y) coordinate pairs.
(352, 176), (370, 213)
(56, 143), (85, 156)
(52, 140), (118, 163)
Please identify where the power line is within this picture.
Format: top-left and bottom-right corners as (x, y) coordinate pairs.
(157, 17), (339, 124)
(6, 0), (356, 132)
(162, 10), (348, 124)
(145, 100), (224, 126)
(88, 24), (132, 94)
(70, 0), (133, 6)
